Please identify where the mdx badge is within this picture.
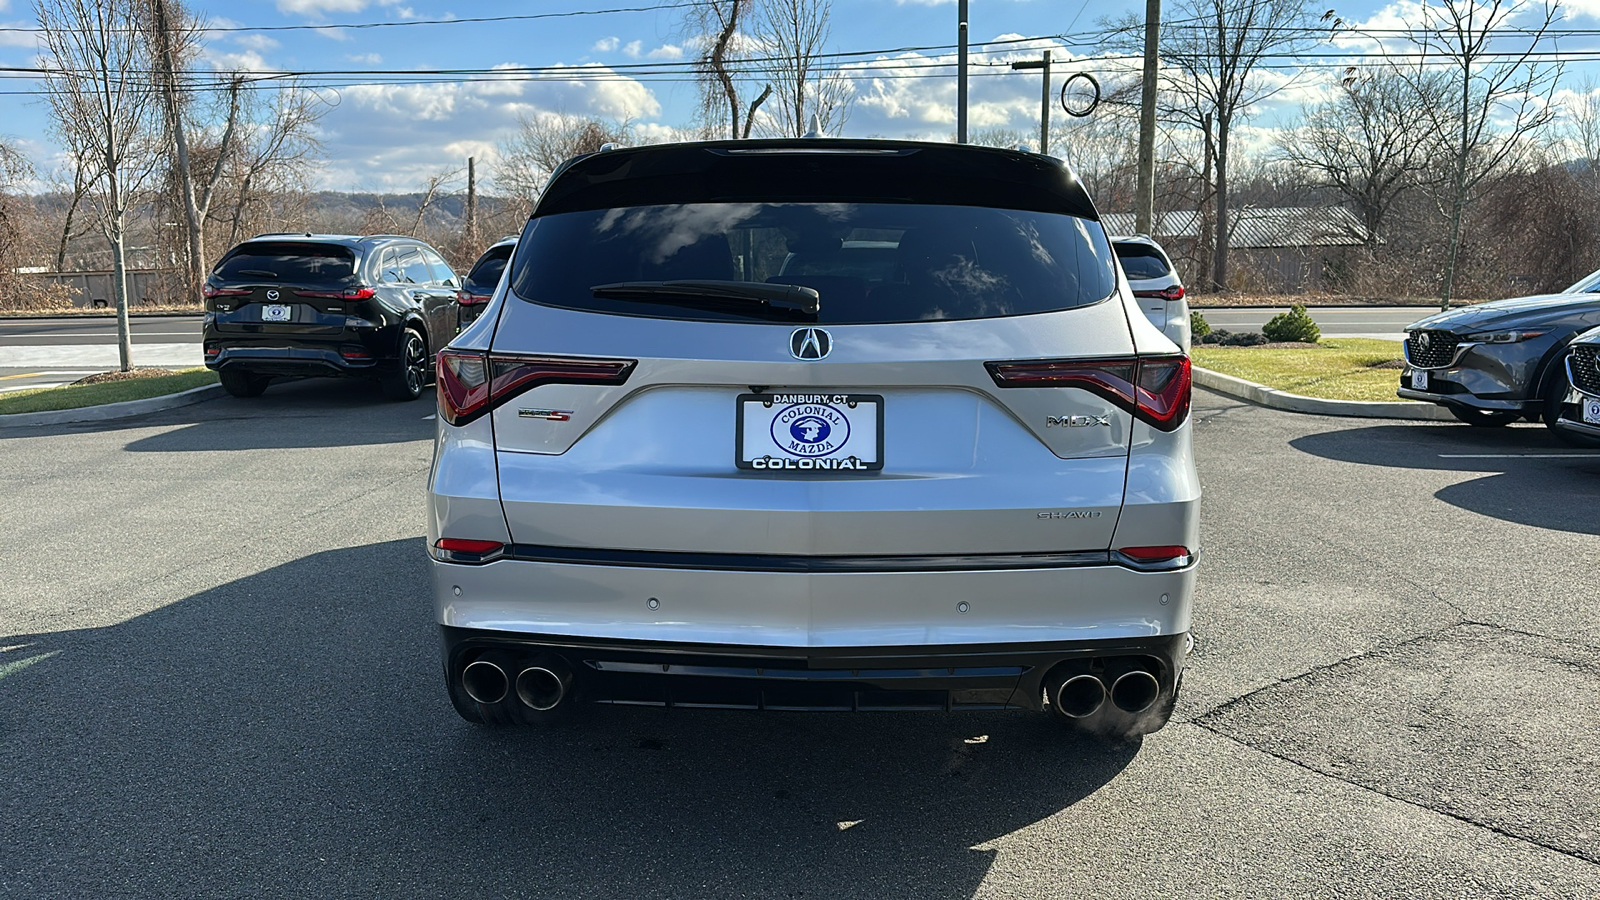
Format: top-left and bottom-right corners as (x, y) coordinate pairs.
(790, 328), (832, 360)
(1046, 414), (1111, 427)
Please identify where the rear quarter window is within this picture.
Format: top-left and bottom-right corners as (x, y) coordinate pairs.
(467, 248), (513, 288)
(509, 203), (1117, 325)
(213, 242), (357, 284)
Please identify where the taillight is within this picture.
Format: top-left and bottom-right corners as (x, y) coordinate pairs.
(1131, 285), (1185, 301)
(436, 349), (635, 426)
(202, 285), (249, 299)
(340, 346), (371, 360)
(456, 289), (491, 306)
(292, 287), (376, 300)
(986, 355), (1191, 432)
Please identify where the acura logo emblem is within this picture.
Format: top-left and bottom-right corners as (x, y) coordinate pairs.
(790, 328), (831, 360)
(266, 289), (280, 301)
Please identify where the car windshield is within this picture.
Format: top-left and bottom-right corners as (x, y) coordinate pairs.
(509, 202), (1116, 325)
(213, 243), (357, 285)
(1564, 268), (1600, 293)
(1113, 243), (1172, 280)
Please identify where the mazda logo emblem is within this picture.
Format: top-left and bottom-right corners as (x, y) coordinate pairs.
(266, 289), (280, 302)
(1417, 332), (1431, 349)
(790, 328), (831, 360)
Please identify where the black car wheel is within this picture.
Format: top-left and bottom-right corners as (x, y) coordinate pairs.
(1544, 367), (1600, 447)
(381, 328), (428, 401)
(1449, 406), (1519, 427)
(218, 369), (270, 398)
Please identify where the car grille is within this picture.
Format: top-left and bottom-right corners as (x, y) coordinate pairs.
(1572, 345), (1600, 395)
(1406, 330), (1461, 369)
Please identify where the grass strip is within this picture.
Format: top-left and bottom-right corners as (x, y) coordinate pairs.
(0, 368), (218, 415)
(1192, 338), (1416, 403)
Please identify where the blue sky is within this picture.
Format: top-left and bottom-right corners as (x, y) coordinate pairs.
(1, 0), (1596, 193)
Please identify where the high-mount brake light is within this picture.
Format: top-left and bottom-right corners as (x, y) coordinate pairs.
(436, 350), (636, 426)
(202, 285), (249, 299)
(986, 355), (1191, 432)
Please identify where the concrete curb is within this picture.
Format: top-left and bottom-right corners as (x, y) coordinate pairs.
(1193, 366), (1455, 421)
(0, 383), (224, 427)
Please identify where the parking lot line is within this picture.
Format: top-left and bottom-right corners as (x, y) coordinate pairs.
(1438, 453), (1600, 459)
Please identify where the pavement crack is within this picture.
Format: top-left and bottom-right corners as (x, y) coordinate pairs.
(1193, 722), (1600, 868)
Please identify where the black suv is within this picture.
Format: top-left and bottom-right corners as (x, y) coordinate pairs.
(456, 235), (517, 332)
(202, 234), (461, 399)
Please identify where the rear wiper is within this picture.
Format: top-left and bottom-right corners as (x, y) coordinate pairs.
(236, 269), (279, 279)
(590, 280), (820, 315)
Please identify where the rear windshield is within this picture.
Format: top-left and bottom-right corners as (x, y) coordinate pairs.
(1113, 243), (1171, 280)
(466, 247), (513, 289)
(509, 203), (1116, 324)
(213, 242), (357, 285)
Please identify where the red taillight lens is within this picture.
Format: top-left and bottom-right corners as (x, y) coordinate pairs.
(986, 355), (1191, 432)
(202, 285), (249, 299)
(340, 347), (371, 360)
(345, 287), (375, 301)
(456, 290), (491, 306)
(1118, 545), (1189, 562)
(291, 286), (375, 300)
(1162, 284), (1185, 301)
(436, 350), (636, 426)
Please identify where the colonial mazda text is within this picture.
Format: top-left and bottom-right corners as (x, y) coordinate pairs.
(425, 139), (1199, 739)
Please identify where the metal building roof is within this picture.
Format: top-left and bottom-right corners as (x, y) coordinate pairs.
(1102, 206), (1366, 250)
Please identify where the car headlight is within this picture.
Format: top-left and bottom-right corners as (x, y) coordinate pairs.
(1465, 330), (1547, 344)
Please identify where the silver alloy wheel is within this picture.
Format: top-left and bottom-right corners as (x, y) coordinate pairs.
(404, 331), (427, 394)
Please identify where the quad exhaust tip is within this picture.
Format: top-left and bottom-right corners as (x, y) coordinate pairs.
(1052, 673), (1107, 719)
(462, 660), (509, 705)
(1110, 669), (1161, 714)
(515, 665), (570, 711)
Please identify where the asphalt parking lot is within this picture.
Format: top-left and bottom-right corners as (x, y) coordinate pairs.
(2, 382), (1597, 898)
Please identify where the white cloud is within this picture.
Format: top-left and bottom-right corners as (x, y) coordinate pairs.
(204, 50), (273, 73)
(646, 44), (684, 60)
(0, 21), (36, 49)
(233, 34), (281, 53)
(347, 53), (383, 65)
(277, 0), (368, 15)
(623, 40), (643, 58)
(593, 36), (619, 52)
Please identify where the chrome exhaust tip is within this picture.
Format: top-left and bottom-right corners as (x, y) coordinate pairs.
(1110, 669), (1161, 714)
(1051, 673), (1107, 719)
(515, 665), (571, 712)
(461, 660), (509, 705)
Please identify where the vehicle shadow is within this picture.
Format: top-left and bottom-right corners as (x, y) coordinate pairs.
(1289, 422), (1600, 535)
(111, 378), (435, 451)
(0, 540), (1137, 899)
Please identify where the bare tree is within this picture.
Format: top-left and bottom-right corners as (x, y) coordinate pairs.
(751, 0), (851, 137)
(221, 83), (326, 248)
(1277, 67), (1445, 256)
(1392, 0), (1561, 308)
(146, 0), (245, 305)
(1148, 0), (1319, 291)
(38, 0), (164, 371)
(494, 113), (631, 209)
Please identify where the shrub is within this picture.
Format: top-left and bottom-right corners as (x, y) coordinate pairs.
(1190, 310), (1211, 338)
(1262, 304), (1321, 343)
(1219, 331), (1268, 346)
(1199, 329), (1229, 345)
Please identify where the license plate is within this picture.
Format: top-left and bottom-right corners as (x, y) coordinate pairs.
(1584, 397), (1600, 425)
(1409, 369), (1428, 391)
(261, 304), (292, 322)
(736, 393), (883, 471)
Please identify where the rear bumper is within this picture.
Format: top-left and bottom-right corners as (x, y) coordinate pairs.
(206, 344), (380, 377)
(442, 625), (1190, 712)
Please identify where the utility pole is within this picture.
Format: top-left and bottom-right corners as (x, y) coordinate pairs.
(1135, 0), (1160, 234)
(465, 157), (478, 249)
(1011, 51), (1052, 154)
(957, 0), (968, 143)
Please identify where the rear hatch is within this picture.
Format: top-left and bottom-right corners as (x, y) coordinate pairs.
(464, 143), (1185, 558)
(1113, 241), (1177, 328)
(207, 241), (361, 337)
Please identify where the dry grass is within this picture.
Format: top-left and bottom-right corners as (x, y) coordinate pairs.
(1192, 338), (1418, 403)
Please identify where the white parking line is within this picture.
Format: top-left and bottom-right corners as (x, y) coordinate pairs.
(1439, 453), (1600, 459)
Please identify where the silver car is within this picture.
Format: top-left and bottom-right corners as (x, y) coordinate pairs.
(426, 139), (1199, 738)
(1112, 235), (1190, 351)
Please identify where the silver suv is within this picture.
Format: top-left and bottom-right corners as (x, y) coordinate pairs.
(426, 139), (1199, 738)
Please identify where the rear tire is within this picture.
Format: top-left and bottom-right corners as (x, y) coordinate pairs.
(1449, 406), (1518, 428)
(218, 369), (270, 398)
(381, 328), (428, 401)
